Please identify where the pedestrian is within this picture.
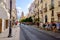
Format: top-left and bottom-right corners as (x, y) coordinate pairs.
(50, 23), (52, 30)
(20, 22), (22, 27)
(52, 22), (56, 28)
(52, 21), (57, 32)
(45, 23), (48, 30)
(56, 22), (59, 30)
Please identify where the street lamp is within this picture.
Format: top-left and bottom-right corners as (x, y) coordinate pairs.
(8, 0), (12, 37)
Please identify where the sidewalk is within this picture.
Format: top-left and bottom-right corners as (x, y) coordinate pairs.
(29, 25), (60, 39)
(0, 26), (20, 40)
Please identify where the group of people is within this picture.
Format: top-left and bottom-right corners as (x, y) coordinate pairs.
(40, 22), (60, 31)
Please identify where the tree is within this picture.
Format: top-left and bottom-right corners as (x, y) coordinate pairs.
(20, 16), (33, 22)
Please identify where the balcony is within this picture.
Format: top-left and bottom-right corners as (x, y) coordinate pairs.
(44, 8), (47, 12)
(40, 10), (43, 14)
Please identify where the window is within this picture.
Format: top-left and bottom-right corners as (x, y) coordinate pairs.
(51, 0), (54, 7)
(58, 1), (60, 7)
(49, 0), (54, 10)
(51, 0), (54, 4)
(52, 10), (54, 16)
(44, 3), (47, 12)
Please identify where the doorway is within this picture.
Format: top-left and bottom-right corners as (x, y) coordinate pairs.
(5, 20), (8, 29)
(0, 19), (2, 33)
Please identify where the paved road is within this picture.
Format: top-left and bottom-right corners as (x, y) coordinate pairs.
(20, 24), (59, 40)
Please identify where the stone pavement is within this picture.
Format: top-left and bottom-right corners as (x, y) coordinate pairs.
(28, 25), (60, 39)
(0, 26), (20, 40)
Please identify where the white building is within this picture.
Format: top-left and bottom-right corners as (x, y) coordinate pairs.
(0, 0), (10, 33)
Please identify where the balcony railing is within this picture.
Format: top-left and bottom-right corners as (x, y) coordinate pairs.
(49, 6), (54, 10)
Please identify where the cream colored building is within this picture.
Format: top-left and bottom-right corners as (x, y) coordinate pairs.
(41, 0), (60, 23)
(29, 0), (60, 24)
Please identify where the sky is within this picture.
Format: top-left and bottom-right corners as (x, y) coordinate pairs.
(16, 0), (34, 19)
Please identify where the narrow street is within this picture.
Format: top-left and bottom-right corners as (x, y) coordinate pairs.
(20, 24), (59, 40)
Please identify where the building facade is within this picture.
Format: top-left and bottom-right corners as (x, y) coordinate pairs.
(39, 0), (60, 23)
(0, 0), (17, 33)
(28, 0), (60, 24)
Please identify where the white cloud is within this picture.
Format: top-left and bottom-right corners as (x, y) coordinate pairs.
(16, 7), (21, 9)
(17, 7), (22, 13)
(16, 7), (22, 19)
(27, 3), (31, 9)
